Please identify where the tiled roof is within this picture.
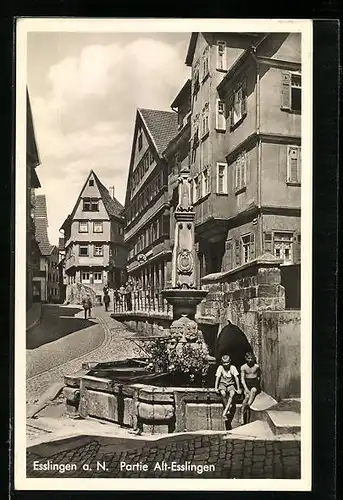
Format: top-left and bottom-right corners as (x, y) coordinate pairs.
(26, 88), (40, 169)
(92, 172), (124, 218)
(34, 195), (54, 256)
(139, 108), (178, 156)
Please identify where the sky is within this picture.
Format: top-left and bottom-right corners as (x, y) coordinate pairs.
(27, 31), (191, 245)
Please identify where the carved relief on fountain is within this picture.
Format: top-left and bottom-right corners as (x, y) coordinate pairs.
(169, 315), (208, 353)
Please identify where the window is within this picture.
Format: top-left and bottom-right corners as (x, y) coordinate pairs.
(201, 104), (209, 137)
(202, 168), (210, 195)
(79, 221), (88, 233)
(273, 232), (293, 264)
(79, 245), (89, 256)
(216, 163), (228, 194)
(89, 179), (94, 186)
(81, 272), (90, 283)
(281, 71), (301, 112)
(202, 50), (209, 79)
(138, 131), (143, 151)
(241, 233), (255, 264)
(193, 176), (201, 202)
(83, 198), (99, 211)
(230, 82), (247, 127)
(217, 41), (227, 70)
(235, 152), (247, 193)
(287, 146), (301, 184)
(94, 244), (103, 256)
(216, 100), (226, 131)
(119, 226), (124, 235)
(192, 70), (200, 99)
(93, 221), (103, 233)
(93, 272), (102, 282)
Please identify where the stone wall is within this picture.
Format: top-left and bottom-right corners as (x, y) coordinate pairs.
(200, 255), (300, 400)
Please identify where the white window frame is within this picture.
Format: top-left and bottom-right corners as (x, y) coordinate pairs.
(273, 232), (294, 264)
(241, 233), (253, 264)
(216, 99), (226, 131)
(81, 271), (90, 283)
(78, 221), (88, 233)
(233, 86), (244, 125)
(201, 104), (209, 137)
(93, 221), (103, 233)
(287, 145), (301, 185)
(216, 162), (228, 195)
(94, 244), (103, 257)
(217, 41), (227, 71)
(193, 176), (200, 203)
(202, 168), (210, 196)
(93, 272), (103, 283)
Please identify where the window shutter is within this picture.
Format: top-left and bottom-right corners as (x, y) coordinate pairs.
(235, 239), (241, 266)
(228, 93), (234, 129)
(264, 232), (273, 253)
(294, 233), (301, 263)
(250, 232), (255, 260)
(225, 240), (232, 270)
(241, 79), (247, 116)
(281, 71), (291, 110)
(288, 146), (299, 183)
(241, 152), (247, 187)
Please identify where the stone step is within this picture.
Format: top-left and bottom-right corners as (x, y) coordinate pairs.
(272, 398), (301, 413)
(266, 410), (301, 435)
(226, 419), (275, 439)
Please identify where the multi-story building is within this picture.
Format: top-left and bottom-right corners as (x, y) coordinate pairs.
(33, 194), (60, 303)
(61, 170), (126, 304)
(57, 237), (67, 303)
(26, 89), (41, 306)
(124, 108), (178, 291)
(185, 32), (301, 302)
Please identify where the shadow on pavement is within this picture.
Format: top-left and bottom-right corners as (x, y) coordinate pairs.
(27, 317), (95, 350)
(58, 306), (83, 317)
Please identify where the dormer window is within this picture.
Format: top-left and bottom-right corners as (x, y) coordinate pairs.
(89, 179), (94, 186)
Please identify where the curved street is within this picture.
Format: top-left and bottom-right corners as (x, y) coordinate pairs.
(26, 304), (141, 404)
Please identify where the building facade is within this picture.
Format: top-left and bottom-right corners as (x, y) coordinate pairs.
(185, 33), (301, 304)
(33, 194), (60, 303)
(26, 89), (41, 307)
(61, 170), (126, 304)
(124, 109), (178, 293)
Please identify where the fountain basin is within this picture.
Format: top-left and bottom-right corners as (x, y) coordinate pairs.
(64, 359), (244, 434)
(161, 289), (208, 319)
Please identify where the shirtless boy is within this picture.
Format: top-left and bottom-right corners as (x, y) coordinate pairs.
(240, 352), (261, 424)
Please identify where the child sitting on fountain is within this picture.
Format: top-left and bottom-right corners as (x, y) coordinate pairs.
(240, 351), (262, 424)
(215, 354), (241, 419)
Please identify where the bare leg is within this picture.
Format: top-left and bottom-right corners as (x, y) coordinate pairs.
(248, 387), (257, 407)
(223, 389), (235, 418)
(241, 391), (250, 424)
(219, 390), (228, 410)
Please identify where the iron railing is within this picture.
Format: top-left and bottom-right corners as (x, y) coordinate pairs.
(112, 286), (172, 314)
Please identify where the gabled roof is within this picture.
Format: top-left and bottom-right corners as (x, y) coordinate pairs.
(60, 170), (124, 231)
(171, 79), (191, 109)
(139, 108), (178, 156)
(34, 194), (54, 256)
(92, 171), (124, 218)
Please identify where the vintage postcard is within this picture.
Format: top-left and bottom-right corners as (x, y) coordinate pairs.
(15, 18), (312, 491)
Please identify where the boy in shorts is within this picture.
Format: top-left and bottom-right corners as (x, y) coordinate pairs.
(240, 351), (261, 424)
(215, 354), (241, 419)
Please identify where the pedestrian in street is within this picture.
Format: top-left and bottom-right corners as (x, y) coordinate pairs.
(82, 294), (89, 319)
(87, 294), (93, 319)
(119, 285), (125, 311)
(125, 281), (133, 311)
(103, 292), (110, 312)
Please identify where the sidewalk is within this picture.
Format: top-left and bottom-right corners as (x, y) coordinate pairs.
(26, 303), (42, 331)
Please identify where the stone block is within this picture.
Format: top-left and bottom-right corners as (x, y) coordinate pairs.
(86, 390), (119, 422)
(257, 284), (279, 298)
(143, 424), (169, 434)
(257, 269), (281, 285)
(138, 388), (174, 404)
(138, 402), (174, 421)
(123, 396), (134, 426)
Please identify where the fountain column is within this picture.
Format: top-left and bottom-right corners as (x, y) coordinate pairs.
(162, 167), (208, 320)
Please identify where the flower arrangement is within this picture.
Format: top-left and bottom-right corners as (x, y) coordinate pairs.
(145, 337), (210, 385)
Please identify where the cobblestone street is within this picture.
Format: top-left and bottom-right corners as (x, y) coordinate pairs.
(26, 433), (300, 479)
(26, 305), (141, 403)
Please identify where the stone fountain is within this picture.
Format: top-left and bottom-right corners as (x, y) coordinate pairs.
(63, 167), (243, 433)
